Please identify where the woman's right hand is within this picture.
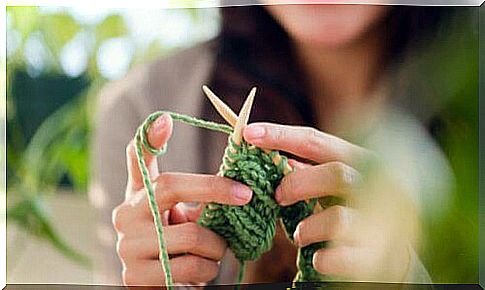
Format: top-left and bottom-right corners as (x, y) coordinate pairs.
(112, 113), (253, 286)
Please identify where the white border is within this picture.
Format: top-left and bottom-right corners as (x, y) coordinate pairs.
(1, 1), (482, 289)
(3, 0), (485, 7)
(1, 1), (6, 289)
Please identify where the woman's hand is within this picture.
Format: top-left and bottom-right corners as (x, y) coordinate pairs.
(243, 123), (414, 282)
(112, 114), (253, 286)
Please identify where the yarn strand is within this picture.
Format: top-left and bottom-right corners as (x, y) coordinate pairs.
(236, 261), (246, 289)
(134, 111), (233, 289)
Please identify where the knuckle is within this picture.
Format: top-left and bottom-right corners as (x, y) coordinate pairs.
(327, 160), (345, 175)
(305, 127), (322, 151)
(156, 173), (175, 203)
(112, 203), (129, 232)
(329, 205), (348, 237)
(331, 205), (346, 223)
(156, 173), (170, 191)
(271, 126), (286, 143)
(116, 237), (131, 261)
(305, 127), (319, 139)
(328, 161), (355, 190)
(207, 176), (222, 197)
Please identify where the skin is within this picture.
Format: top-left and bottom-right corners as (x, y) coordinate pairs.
(114, 114), (253, 285)
(243, 123), (413, 282)
(114, 114), (413, 285)
(263, 4), (389, 49)
(113, 4), (415, 286)
(264, 4), (390, 134)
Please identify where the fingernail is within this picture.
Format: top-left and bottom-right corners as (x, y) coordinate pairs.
(232, 183), (252, 202)
(244, 125), (265, 141)
(293, 225), (301, 245)
(153, 114), (169, 133)
(182, 201), (200, 208)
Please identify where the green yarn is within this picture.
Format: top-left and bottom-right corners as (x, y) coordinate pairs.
(280, 199), (326, 282)
(135, 111), (233, 289)
(134, 111), (326, 289)
(199, 137), (282, 262)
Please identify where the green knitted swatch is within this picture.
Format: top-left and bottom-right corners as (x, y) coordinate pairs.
(134, 111), (326, 289)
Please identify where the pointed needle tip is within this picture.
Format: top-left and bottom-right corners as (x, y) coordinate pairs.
(202, 85), (212, 96)
(232, 87), (257, 144)
(202, 85), (238, 127)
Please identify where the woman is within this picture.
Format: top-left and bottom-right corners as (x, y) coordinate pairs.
(90, 4), (456, 286)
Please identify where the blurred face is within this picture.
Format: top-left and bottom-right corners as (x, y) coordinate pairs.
(263, 3), (390, 49)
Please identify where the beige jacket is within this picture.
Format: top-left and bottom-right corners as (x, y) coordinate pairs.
(89, 41), (432, 285)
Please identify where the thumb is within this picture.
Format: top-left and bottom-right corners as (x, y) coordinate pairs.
(126, 113), (173, 193)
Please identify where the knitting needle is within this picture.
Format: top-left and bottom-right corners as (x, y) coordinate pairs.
(232, 87), (256, 145)
(202, 86), (322, 212)
(202, 85), (293, 175)
(202, 85), (238, 125)
(238, 88), (292, 174)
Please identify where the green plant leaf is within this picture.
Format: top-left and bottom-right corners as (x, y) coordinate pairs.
(21, 94), (89, 192)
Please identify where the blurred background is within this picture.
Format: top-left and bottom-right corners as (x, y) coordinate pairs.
(5, 5), (480, 285)
(6, 5), (220, 284)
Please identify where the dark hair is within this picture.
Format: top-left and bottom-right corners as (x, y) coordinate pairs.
(204, 5), (453, 127)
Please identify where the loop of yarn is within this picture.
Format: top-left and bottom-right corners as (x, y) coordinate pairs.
(134, 111), (326, 289)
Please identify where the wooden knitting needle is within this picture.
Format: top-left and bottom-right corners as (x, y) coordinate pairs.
(202, 85), (292, 175)
(232, 87), (256, 145)
(202, 85), (238, 125)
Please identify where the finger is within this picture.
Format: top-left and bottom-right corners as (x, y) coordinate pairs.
(243, 123), (368, 165)
(313, 246), (368, 278)
(120, 222), (227, 261)
(275, 161), (361, 206)
(126, 113), (173, 193)
(294, 206), (355, 247)
(123, 255), (219, 285)
(126, 173), (252, 218)
(152, 173), (252, 212)
(112, 195), (148, 232)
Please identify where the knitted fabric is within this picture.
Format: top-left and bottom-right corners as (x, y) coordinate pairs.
(198, 137), (282, 263)
(135, 111), (326, 289)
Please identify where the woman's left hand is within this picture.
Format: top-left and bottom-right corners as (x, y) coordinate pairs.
(243, 122), (414, 282)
